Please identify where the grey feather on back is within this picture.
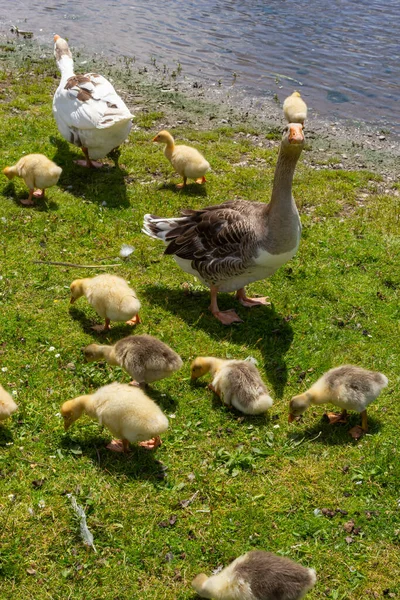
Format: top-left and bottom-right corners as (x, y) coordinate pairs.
(227, 362), (268, 407)
(324, 366), (386, 396)
(234, 551), (314, 600)
(114, 335), (181, 380)
(163, 201), (268, 284)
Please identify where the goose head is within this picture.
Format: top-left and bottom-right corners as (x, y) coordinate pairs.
(283, 123), (304, 147)
(288, 392), (311, 422)
(53, 34), (72, 62)
(153, 130), (174, 146)
(69, 279), (85, 304)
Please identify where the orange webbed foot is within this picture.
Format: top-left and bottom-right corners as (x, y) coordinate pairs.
(106, 439), (130, 453)
(126, 314), (140, 326)
(210, 308), (243, 325)
(325, 411), (348, 425)
(138, 436), (162, 450)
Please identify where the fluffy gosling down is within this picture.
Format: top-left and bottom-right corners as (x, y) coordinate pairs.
(61, 382), (168, 452)
(3, 153), (62, 206)
(153, 129), (210, 188)
(70, 274), (141, 332)
(84, 334), (183, 385)
(283, 91), (308, 125)
(0, 384), (18, 423)
(191, 357), (273, 415)
(192, 550), (316, 600)
(289, 365), (388, 438)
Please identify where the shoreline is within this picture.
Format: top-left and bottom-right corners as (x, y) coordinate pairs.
(1, 30), (399, 184)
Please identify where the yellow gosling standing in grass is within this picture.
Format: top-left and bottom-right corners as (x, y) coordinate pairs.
(3, 154), (62, 206)
(84, 334), (183, 386)
(190, 356), (273, 415)
(289, 365), (388, 438)
(0, 384), (18, 423)
(192, 550), (316, 600)
(153, 129), (210, 188)
(61, 382), (168, 452)
(70, 274), (141, 332)
(283, 91), (308, 125)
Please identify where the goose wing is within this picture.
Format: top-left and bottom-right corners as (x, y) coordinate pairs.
(56, 73), (133, 131)
(158, 202), (263, 284)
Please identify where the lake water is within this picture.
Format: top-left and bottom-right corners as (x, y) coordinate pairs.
(1, 0), (399, 132)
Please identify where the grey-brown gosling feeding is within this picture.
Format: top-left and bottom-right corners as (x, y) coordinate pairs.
(84, 334), (183, 385)
(3, 154), (62, 206)
(70, 274), (141, 332)
(192, 550), (316, 600)
(61, 382), (168, 452)
(283, 91), (308, 125)
(190, 357), (273, 414)
(289, 365), (388, 438)
(0, 384), (18, 423)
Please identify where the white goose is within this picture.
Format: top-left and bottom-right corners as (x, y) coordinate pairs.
(143, 121), (305, 325)
(52, 35), (133, 168)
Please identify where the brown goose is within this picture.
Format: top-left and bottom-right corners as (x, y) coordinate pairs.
(143, 122), (305, 325)
(53, 35), (133, 168)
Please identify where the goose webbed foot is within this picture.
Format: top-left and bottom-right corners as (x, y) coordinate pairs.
(195, 176), (206, 184)
(236, 288), (270, 308)
(107, 438), (130, 453)
(91, 318), (111, 333)
(211, 309), (243, 325)
(126, 314), (140, 326)
(209, 286), (243, 325)
(325, 409), (348, 425)
(75, 147), (104, 169)
(138, 436), (162, 450)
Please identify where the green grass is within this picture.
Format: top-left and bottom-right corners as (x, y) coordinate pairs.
(0, 49), (399, 600)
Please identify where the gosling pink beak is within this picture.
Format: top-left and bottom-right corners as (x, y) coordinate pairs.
(70, 296), (75, 305)
(288, 413), (295, 423)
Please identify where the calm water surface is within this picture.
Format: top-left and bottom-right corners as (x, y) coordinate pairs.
(1, 0), (399, 131)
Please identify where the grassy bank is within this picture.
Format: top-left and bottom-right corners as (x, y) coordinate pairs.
(0, 38), (399, 600)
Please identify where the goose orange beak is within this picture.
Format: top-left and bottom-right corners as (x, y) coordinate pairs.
(288, 413), (295, 423)
(288, 124), (304, 144)
(152, 136), (158, 142)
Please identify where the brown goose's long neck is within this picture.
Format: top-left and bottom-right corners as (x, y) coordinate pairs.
(269, 145), (303, 213)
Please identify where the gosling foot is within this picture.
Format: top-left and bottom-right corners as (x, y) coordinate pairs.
(91, 323), (110, 333)
(195, 176), (206, 184)
(106, 439), (130, 453)
(349, 425), (365, 440)
(126, 314), (140, 326)
(325, 410), (348, 425)
(138, 436), (162, 450)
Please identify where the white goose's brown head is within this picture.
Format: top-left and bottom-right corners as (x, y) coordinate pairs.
(54, 34), (72, 62)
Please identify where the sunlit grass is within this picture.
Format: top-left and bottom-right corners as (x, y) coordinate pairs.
(0, 44), (399, 600)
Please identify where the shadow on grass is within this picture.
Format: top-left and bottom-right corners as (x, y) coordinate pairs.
(69, 306), (139, 338)
(191, 379), (269, 427)
(49, 136), (130, 208)
(159, 181), (208, 198)
(143, 284), (293, 400)
(0, 425), (14, 446)
(287, 413), (382, 446)
(61, 433), (167, 482)
(2, 181), (59, 211)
